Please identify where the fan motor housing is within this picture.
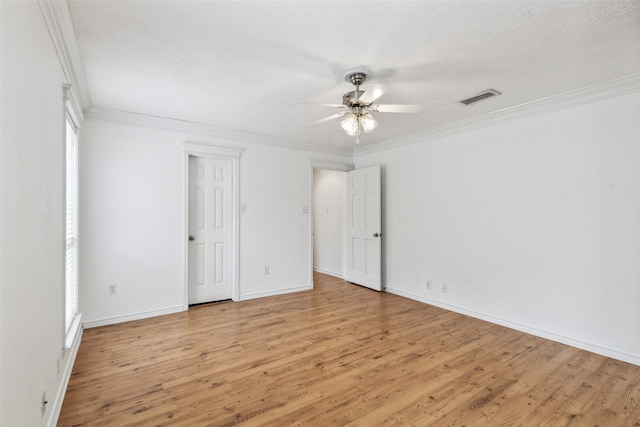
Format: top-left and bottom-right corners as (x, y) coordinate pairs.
(343, 90), (365, 106)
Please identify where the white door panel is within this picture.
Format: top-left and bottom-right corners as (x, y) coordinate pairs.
(188, 156), (233, 303)
(347, 165), (382, 290)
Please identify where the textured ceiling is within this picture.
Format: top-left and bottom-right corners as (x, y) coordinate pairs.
(68, 1), (640, 149)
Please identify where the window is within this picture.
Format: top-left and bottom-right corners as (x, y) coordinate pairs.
(65, 113), (80, 347)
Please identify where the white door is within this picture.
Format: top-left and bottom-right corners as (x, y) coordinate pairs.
(188, 156), (233, 303)
(347, 165), (382, 291)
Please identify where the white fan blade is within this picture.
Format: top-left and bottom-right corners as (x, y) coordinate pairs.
(371, 104), (422, 113)
(302, 102), (345, 108)
(311, 112), (346, 125)
(358, 84), (387, 104)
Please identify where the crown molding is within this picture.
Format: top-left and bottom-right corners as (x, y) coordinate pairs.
(355, 73), (640, 156)
(38, 0), (91, 119)
(84, 107), (354, 156)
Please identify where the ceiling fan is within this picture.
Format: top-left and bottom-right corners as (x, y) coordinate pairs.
(312, 69), (422, 144)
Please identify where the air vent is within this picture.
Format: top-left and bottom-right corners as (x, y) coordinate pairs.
(460, 89), (501, 105)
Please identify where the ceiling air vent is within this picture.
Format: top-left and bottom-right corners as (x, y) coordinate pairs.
(460, 89), (501, 106)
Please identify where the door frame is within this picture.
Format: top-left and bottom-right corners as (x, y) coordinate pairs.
(184, 143), (242, 308)
(308, 159), (354, 286)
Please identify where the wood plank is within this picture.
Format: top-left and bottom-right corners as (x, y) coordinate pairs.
(59, 273), (640, 426)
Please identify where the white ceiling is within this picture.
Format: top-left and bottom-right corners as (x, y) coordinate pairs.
(68, 1), (640, 149)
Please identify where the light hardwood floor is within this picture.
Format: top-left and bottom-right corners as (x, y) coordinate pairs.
(59, 273), (640, 426)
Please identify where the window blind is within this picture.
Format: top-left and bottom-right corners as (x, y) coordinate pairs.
(65, 116), (78, 337)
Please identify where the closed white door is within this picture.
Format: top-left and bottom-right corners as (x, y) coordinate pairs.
(188, 156), (233, 303)
(347, 165), (382, 291)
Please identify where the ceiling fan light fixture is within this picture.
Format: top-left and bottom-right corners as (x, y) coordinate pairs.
(311, 69), (421, 144)
(340, 114), (358, 136)
(360, 112), (378, 133)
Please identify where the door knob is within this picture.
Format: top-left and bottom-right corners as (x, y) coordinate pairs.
(189, 235), (195, 241)
(373, 232), (381, 238)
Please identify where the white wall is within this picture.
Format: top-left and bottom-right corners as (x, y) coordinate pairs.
(313, 169), (347, 278)
(0, 2), (78, 425)
(354, 91), (640, 365)
(79, 121), (186, 323)
(79, 118), (351, 324)
(237, 142), (325, 298)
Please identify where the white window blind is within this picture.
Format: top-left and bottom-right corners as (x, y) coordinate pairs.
(65, 115), (79, 339)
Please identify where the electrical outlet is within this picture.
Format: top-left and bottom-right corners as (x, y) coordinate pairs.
(441, 283), (448, 293)
(426, 281), (432, 290)
(108, 284), (118, 295)
(41, 391), (48, 416)
(263, 265), (270, 275)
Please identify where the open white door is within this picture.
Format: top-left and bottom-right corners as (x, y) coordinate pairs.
(347, 165), (382, 291)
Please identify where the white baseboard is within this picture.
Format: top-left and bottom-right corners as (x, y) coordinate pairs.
(47, 315), (83, 427)
(239, 284), (312, 301)
(83, 305), (186, 329)
(386, 286), (640, 367)
(313, 267), (346, 280)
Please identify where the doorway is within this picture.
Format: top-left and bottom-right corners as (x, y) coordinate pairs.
(309, 160), (352, 283)
(313, 168), (348, 278)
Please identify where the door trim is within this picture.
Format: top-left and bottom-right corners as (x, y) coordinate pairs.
(184, 143), (242, 308)
(308, 159), (354, 287)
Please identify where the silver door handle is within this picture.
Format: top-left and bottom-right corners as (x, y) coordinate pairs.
(189, 235), (195, 241)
